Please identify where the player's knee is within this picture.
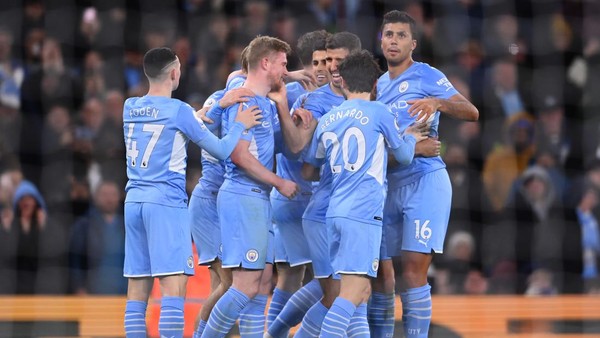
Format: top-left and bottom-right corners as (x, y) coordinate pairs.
(373, 260), (395, 292)
(402, 269), (428, 288)
(219, 272), (233, 289)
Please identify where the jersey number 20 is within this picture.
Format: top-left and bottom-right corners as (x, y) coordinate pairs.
(126, 123), (165, 168)
(322, 127), (366, 173)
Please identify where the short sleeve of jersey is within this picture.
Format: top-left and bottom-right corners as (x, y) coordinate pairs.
(286, 82), (306, 110)
(175, 103), (211, 144)
(204, 90), (225, 133)
(293, 92), (326, 120)
(303, 93), (326, 119)
(224, 101), (255, 142)
(378, 104), (404, 149)
(271, 101), (285, 154)
(225, 75), (246, 90)
(421, 66), (459, 100)
(304, 127), (324, 168)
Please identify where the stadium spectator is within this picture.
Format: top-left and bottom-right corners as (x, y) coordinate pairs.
(69, 180), (126, 295)
(0, 179), (68, 294)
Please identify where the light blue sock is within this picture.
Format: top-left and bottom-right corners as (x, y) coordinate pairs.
(347, 302), (369, 338)
(266, 288), (292, 332)
(320, 297), (356, 338)
(239, 294), (268, 337)
(402, 284), (431, 338)
(400, 291), (408, 332)
(193, 319), (207, 338)
(201, 287), (250, 338)
(159, 296), (185, 338)
(368, 291), (395, 337)
(124, 300), (147, 338)
(293, 300), (329, 338)
(267, 279), (322, 337)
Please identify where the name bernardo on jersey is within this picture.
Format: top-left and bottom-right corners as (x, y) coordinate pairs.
(129, 106), (159, 119)
(320, 108), (370, 131)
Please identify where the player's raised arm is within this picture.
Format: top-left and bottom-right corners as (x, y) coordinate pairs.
(407, 66), (479, 122)
(408, 93), (479, 122)
(268, 80), (316, 155)
(179, 103), (261, 160)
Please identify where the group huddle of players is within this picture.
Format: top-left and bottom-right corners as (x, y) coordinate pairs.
(121, 9), (478, 338)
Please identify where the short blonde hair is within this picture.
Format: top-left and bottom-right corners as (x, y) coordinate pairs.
(246, 35), (291, 71)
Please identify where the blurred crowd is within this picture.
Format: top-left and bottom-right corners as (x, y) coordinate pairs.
(1, 0), (600, 296)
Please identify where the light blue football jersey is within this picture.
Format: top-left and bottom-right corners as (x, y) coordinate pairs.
(123, 95), (244, 207)
(270, 82), (312, 202)
(376, 62), (458, 188)
(297, 84), (345, 222)
(193, 90), (226, 199)
(221, 95), (277, 198)
(226, 74), (246, 91)
(194, 73), (248, 199)
(305, 99), (413, 224)
(286, 81), (307, 109)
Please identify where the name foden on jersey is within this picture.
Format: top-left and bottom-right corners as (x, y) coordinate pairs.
(320, 108), (370, 131)
(130, 106), (159, 119)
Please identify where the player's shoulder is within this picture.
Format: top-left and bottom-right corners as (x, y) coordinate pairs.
(314, 83), (332, 95)
(377, 71), (391, 83)
(368, 100), (390, 111)
(286, 81), (304, 92)
(204, 90), (225, 108)
(226, 74), (246, 90)
(124, 96), (141, 106)
(413, 61), (444, 76)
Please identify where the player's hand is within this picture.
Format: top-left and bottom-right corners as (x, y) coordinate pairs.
(404, 122), (429, 143)
(292, 107), (313, 129)
(276, 179), (300, 200)
(267, 79), (287, 104)
(219, 87), (255, 109)
(407, 97), (440, 124)
(234, 104), (262, 129)
(286, 69), (317, 89)
(194, 106), (213, 124)
(415, 137), (441, 157)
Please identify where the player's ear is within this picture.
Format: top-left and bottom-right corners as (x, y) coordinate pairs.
(340, 76), (347, 90)
(411, 39), (417, 51)
(261, 57), (269, 70)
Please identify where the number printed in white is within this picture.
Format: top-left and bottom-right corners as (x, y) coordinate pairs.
(322, 131), (341, 173)
(414, 219), (432, 240)
(126, 123), (165, 168)
(126, 123), (139, 167)
(322, 127), (366, 173)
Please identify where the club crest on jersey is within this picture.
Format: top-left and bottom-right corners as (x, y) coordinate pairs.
(187, 256), (194, 269)
(399, 81), (409, 93)
(246, 249), (259, 263)
(372, 259), (379, 272)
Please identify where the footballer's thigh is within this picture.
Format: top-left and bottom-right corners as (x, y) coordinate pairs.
(327, 217), (382, 278)
(189, 194), (221, 265)
(272, 198), (311, 267)
(303, 218), (334, 279)
(401, 169), (452, 254)
(124, 202), (151, 277)
(143, 203), (195, 277)
(219, 190), (271, 269)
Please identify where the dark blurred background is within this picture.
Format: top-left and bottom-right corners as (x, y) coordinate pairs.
(0, 0), (600, 297)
